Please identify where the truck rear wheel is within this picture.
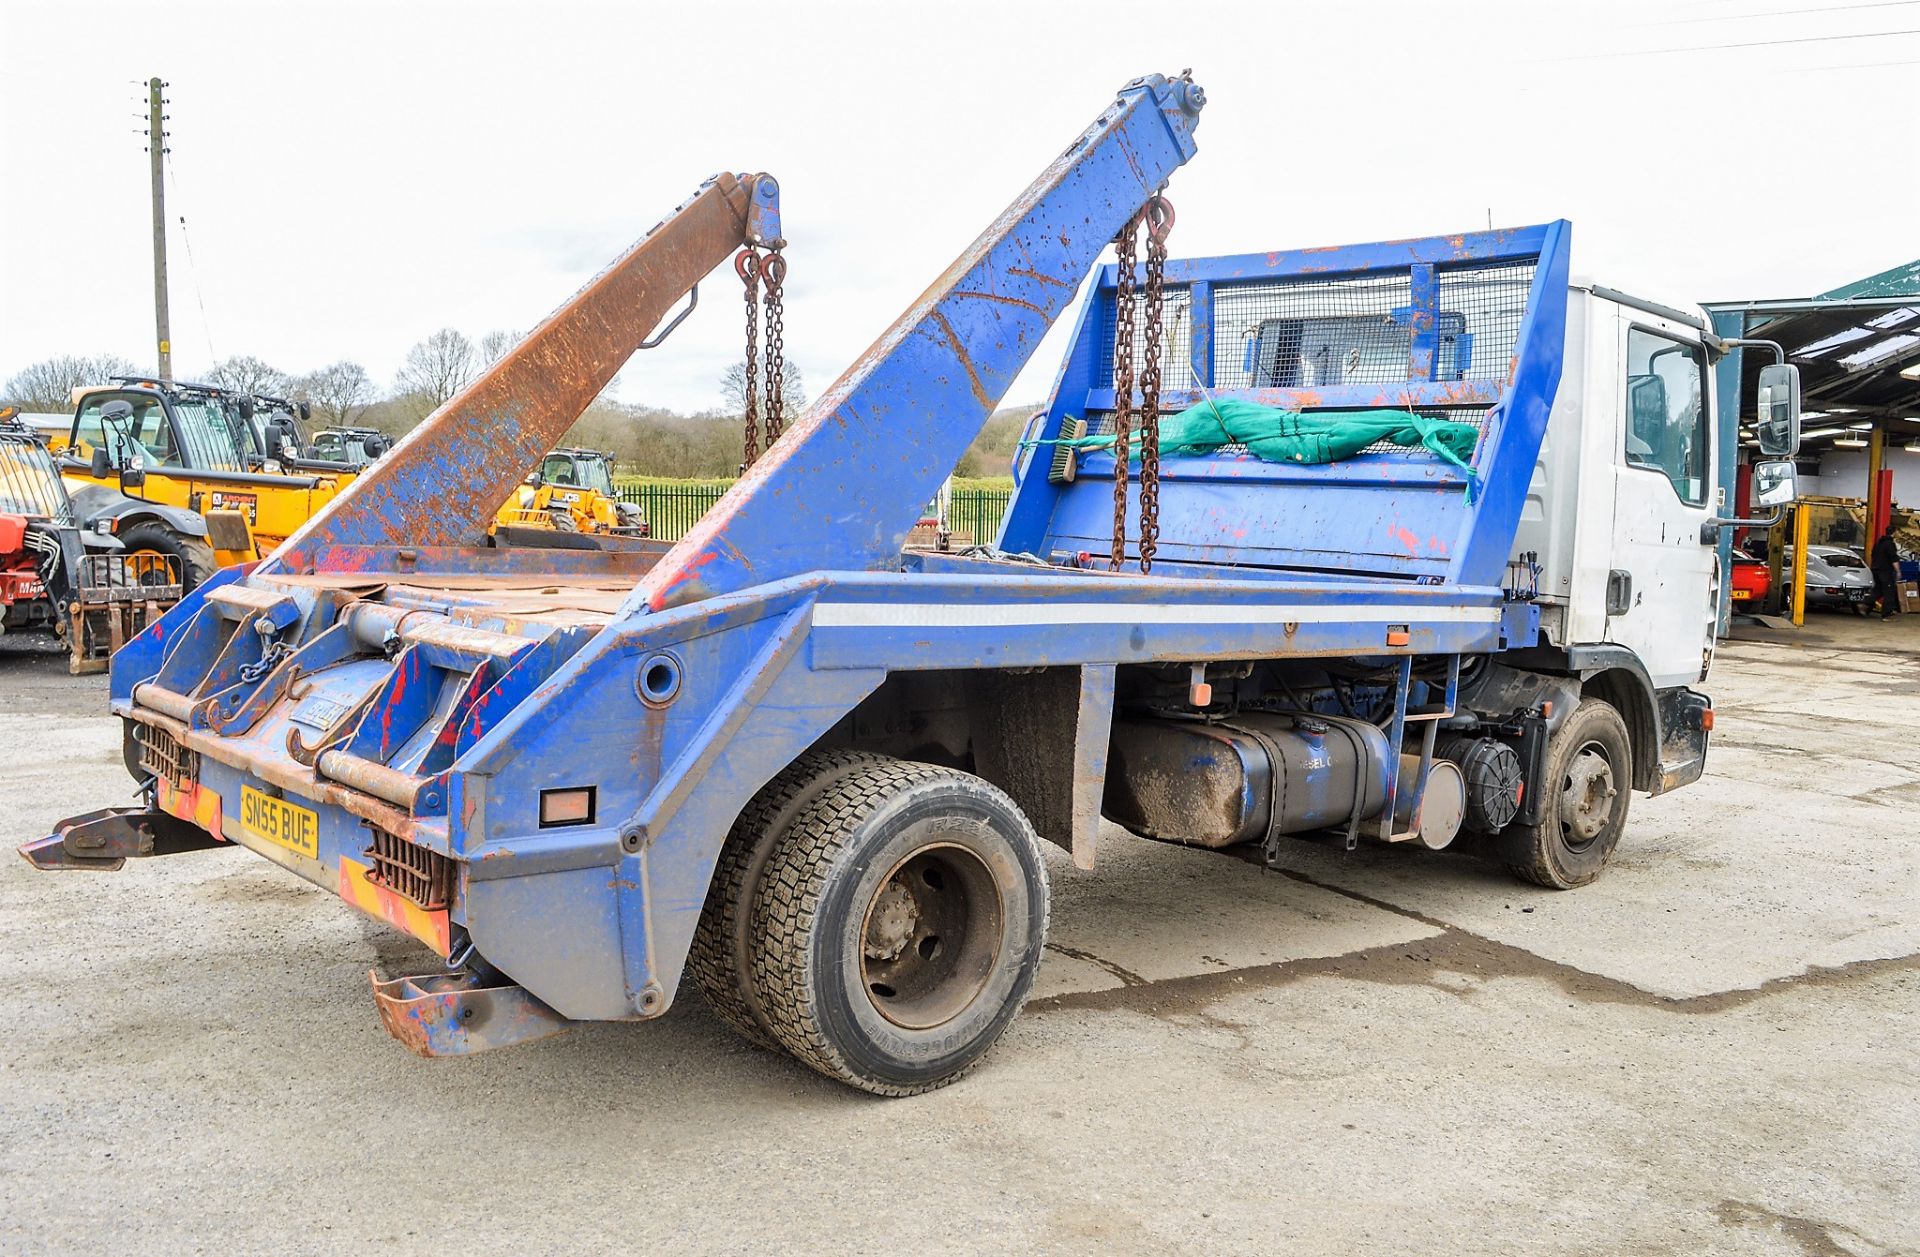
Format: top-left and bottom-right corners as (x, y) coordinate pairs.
(688, 748), (887, 1050)
(749, 758), (1049, 1096)
(1500, 698), (1633, 889)
(117, 524), (217, 592)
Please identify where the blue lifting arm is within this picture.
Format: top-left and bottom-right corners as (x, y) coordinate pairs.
(634, 72), (1205, 612)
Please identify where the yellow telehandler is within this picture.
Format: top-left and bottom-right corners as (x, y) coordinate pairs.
(494, 447), (648, 536)
(57, 378), (347, 588)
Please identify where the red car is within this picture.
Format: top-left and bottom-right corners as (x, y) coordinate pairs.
(1731, 555), (1771, 607)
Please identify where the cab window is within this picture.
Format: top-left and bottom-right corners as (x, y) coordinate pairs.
(1624, 327), (1708, 506)
(541, 454), (578, 485)
(73, 394), (184, 469)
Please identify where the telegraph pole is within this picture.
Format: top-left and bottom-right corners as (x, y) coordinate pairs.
(145, 77), (172, 381)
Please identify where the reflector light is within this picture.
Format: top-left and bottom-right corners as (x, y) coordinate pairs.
(539, 787), (597, 827)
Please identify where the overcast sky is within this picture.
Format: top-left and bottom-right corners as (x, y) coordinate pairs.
(1, 0), (1914, 416)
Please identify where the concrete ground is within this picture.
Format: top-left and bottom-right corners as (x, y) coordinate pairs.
(1, 617), (1915, 1256)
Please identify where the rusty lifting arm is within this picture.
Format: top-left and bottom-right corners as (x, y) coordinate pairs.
(265, 172), (784, 570)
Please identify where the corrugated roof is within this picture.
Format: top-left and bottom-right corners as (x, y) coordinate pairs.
(1819, 259), (1920, 303)
(1708, 259), (1920, 429)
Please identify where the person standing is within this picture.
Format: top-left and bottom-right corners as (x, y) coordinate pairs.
(1870, 528), (1901, 620)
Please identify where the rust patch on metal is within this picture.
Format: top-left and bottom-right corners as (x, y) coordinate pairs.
(928, 309), (994, 409)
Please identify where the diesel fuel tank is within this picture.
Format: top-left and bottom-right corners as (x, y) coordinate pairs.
(1104, 712), (1394, 849)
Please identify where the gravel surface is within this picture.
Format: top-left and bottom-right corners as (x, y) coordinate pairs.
(1, 622), (1914, 1256)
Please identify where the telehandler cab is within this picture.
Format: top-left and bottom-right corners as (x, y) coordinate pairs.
(57, 378), (346, 587)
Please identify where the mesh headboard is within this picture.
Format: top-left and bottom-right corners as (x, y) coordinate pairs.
(1000, 223), (1572, 586)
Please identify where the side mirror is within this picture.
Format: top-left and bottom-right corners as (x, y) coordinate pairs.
(88, 447), (111, 478)
(1754, 363), (1801, 457)
(1752, 458), (1797, 509)
(238, 396), (256, 420)
(100, 399), (134, 424)
(121, 466), (147, 490)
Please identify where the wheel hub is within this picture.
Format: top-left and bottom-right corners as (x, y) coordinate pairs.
(1561, 747), (1617, 845)
(857, 842), (1004, 1031)
(863, 879), (920, 963)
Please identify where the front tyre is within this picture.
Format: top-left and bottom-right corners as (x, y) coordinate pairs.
(116, 524), (218, 592)
(750, 758), (1049, 1096)
(1500, 698), (1633, 889)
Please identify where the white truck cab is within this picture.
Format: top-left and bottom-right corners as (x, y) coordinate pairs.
(1519, 284), (1750, 689)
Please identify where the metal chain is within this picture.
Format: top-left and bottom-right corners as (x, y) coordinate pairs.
(761, 246), (788, 446)
(1109, 213), (1139, 573)
(736, 248), (762, 469)
(1137, 193), (1174, 574)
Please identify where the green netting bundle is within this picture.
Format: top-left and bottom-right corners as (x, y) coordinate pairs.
(1047, 398), (1482, 496)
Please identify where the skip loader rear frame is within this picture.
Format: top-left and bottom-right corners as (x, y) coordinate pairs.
(26, 71), (1773, 1095)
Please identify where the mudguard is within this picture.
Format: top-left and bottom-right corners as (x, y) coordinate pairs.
(65, 483), (211, 539)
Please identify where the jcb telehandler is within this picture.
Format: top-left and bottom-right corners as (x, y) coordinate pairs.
(495, 447), (648, 536)
(56, 378), (347, 588)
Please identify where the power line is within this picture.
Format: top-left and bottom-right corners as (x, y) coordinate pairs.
(163, 151), (218, 365)
(1643, 0), (1920, 25)
(1553, 27), (1920, 61)
(1785, 55), (1920, 68)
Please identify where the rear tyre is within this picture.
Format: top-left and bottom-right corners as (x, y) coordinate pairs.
(1499, 698), (1633, 889)
(688, 748), (889, 1050)
(750, 758), (1050, 1096)
(116, 524), (218, 592)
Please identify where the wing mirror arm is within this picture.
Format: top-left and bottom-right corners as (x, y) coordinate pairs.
(1700, 456), (1798, 542)
(1701, 508), (1785, 543)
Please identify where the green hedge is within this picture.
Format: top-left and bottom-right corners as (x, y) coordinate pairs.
(615, 477), (1014, 544)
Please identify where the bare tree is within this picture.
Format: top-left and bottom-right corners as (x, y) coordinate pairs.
(1, 353), (139, 411)
(206, 355), (291, 397)
(295, 361), (375, 426)
(719, 361), (807, 416)
(479, 329), (523, 365)
(394, 328), (477, 418)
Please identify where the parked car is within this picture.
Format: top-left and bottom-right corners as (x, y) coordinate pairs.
(1742, 540), (1875, 611)
(1730, 554), (1771, 608)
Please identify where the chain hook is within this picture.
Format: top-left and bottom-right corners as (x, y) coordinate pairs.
(738, 246), (763, 470)
(1143, 193), (1176, 245)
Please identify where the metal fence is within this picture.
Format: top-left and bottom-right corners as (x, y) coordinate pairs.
(618, 482), (728, 541)
(946, 487), (1011, 546)
(619, 480), (1013, 546)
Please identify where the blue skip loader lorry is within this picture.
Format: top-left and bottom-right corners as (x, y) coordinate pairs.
(24, 71), (1805, 1094)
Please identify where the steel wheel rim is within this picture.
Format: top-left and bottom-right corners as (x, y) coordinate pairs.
(1559, 740), (1618, 852)
(858, 841), (1004, 1031)
(123, 546), (176, 587)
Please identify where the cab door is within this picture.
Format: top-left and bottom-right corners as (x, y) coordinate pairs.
(1603, 317), (1719, 689)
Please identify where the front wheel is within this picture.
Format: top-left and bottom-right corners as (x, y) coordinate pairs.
(749, 758), (1049, 1096)
(116, 524), (218, 593)
(1499, 698), (1633, 889)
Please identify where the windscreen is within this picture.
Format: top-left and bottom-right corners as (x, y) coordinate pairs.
(172, 399), (249, 472)
(0, 433), (73, 523)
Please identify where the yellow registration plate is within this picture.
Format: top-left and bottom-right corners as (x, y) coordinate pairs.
(240, 786), (319, 859)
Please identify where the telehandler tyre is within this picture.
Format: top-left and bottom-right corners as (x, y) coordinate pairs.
(748, 757), (1049, 1096)
(118, 524), (218, 593)
(1499, 698), (1633, 889)
(689, 748), (890, 1050)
